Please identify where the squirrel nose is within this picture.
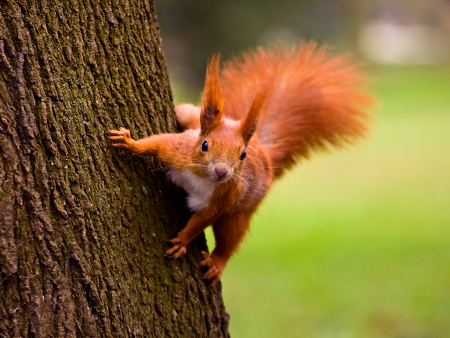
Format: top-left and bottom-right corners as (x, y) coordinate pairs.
(215, 168), (228, 178)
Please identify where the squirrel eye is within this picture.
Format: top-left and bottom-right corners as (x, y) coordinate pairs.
(239, 150), (246, 160)
(201, 140), (208, 152)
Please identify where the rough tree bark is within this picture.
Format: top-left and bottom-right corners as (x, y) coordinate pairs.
(0, 0), (229, 336)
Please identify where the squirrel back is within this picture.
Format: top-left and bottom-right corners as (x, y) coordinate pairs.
(218, 42), (372, 178)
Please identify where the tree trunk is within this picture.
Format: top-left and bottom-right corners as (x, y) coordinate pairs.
(0, 0), (229, 336)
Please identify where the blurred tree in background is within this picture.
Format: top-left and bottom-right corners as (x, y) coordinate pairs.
(156, 0), (450, 95)
(155, 0), (360, 91)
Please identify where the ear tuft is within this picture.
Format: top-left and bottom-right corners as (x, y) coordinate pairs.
(200, 55), (225, 134)
(240, 78), (273, 145)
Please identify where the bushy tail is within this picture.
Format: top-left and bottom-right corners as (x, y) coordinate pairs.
(221, 42), (372, 179)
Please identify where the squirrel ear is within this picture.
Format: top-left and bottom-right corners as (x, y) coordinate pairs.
(200, 55), (225, 135)
(240, 79), (272, 145)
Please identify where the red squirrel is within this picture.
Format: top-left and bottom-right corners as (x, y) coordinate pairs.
(106, 43), (371, 285)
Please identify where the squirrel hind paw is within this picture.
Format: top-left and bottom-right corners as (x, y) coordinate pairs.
(200, 252), (224, 286)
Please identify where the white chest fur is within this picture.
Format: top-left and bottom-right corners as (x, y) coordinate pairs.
(167, 168), (215, 212)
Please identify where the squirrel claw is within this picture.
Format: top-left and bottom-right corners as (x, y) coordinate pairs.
(202, 265), (222, 285)
(166, 238), (181, 244)
(164, 242), (186, 259)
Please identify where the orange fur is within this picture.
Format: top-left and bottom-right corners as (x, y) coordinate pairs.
(106, 43), (372, 285)
(222, 42), (372, 177)
(200, 55), (225, 135)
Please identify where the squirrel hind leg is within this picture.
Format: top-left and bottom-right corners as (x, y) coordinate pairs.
(175, 104), (201, 131)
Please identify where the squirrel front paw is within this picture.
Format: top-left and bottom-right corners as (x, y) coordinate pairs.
(164, 238), (187, 259)
(200, 251), (225, 286)
(105, 127), (138, 153)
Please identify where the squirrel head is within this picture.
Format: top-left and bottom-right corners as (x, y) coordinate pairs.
(190, 55), (270, 184)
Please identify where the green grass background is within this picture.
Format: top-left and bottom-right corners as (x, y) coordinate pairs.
(179, 65), (450, 337)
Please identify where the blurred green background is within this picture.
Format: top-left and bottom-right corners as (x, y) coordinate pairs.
(156, 1), (450, 337)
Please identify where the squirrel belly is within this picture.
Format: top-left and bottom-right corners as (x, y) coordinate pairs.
(167, 167), (215, 212)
